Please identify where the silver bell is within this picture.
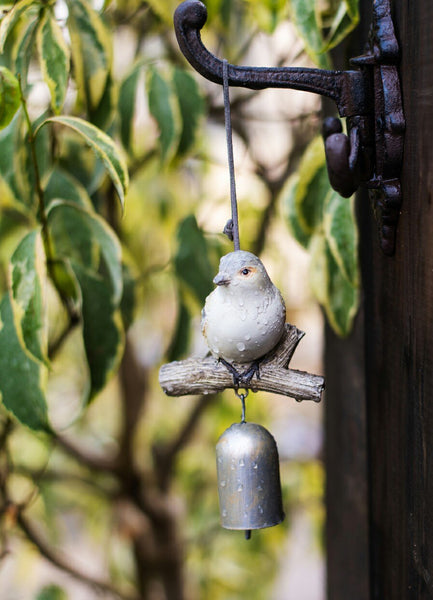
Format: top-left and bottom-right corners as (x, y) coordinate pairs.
(216, 422), (285, 534)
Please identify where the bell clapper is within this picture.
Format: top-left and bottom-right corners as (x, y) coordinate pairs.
(245, 530), (251, 540)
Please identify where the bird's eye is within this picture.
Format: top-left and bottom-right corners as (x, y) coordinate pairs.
(241, 268), (250, 276)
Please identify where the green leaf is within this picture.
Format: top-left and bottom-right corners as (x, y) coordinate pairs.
(66, 0), (112, 111)
(73, 264), (124, 401)
(288, 0), (331, 68)
(167, 298), (191, 361)
(0, 112), (19, 182)
(38, 116), (129, 208)
(36, 584), (68, 600)
(323, 241), (358, 337)
(243, 0), (289, 33)
(47, 201), (123, 304)
(0, 0), (36, 53)
(118, 61), (143, 151)
(37, 8), (70, 114)
(10, 229), (48, 364)
(0, 66), (20, 129)
(322, 2), (359, 52)
(323, 189), (359, 287)
(0, 172), (25, 214)
(282, 174), (311, 249)
(173, 68), (205, 156)
(88, 71), (115, 131)
(12, 16), (38, 88)
(174, 215), (214, 305)
(147, 66), (180, 163)
(309, 233), (328, 307)
(0, 292), (49, 431)
(344, 0), (359, 20)
(144, 0), (177, 24)
(57, 132), (106, 196)
(295, 136), (330, 235)
(43, 168), (93, 210)
(49, 258), (81, 316)
(309, 233), (358, 337)
(47, 201), (124, 400)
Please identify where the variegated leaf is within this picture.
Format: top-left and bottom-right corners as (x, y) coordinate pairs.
(118, 61), (143, 152)
(43, 167), (93, 210)
(288, 0), (331, 69)
(323, 189), (359, 287)
(37, 8), (70, 114)
(12, 16), (38, 87)
(344, 0), (359, 20)
(295, 136), (330, 235)
(37, 116), (129, 208)
(9, 229), (48, 363)
(322, 2), (359, 52)
(0, 292), (49, 431)
(47, 200), (123, 304)
(0, 0), (36, 53)
(322, 240), (359, 337)
(282, 174), (311, 249)
(147, 66), (181, 163)
(73, 264), (125, 401)
(66, 0), (112, 111)
(0, 66), (20, 129)
(173, 68), (205, 156)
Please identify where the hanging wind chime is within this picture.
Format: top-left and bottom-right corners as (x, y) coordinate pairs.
(159, 62), (325, 540)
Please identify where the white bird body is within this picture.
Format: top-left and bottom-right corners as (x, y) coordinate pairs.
(201, 251), (286, 363)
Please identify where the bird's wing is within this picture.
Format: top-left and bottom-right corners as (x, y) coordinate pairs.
(200, 306), (207, 335)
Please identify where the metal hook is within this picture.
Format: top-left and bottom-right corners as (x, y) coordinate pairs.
(173, 0), (405, 255)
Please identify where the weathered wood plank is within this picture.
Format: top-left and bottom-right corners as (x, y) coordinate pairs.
(361, 1), (433, 598)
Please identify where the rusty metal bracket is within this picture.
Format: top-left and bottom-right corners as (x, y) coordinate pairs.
(174, 0), (405, 255)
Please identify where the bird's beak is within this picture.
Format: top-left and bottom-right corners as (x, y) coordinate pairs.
(213, 272), (231, 286)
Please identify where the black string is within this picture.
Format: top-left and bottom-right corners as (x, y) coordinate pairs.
(222, 59), (240, 252)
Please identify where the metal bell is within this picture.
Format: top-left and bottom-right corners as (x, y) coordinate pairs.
(216, 422), (285, 534)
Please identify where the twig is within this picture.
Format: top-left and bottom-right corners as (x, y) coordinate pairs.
(54, 434), (119, 474)
(17, 512), (139, 600)
(153, 394), (216, 491)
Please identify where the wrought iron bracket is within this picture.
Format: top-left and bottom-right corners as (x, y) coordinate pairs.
(174, 0), (405, 255)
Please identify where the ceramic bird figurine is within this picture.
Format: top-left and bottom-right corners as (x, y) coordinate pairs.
(201, 250), (286, 385)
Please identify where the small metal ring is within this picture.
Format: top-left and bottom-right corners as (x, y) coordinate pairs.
(234, 388), (249, 400)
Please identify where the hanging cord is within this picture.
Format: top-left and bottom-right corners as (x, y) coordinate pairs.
(222, 59), (240, 251)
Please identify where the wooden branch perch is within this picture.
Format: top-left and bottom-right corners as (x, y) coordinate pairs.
(159, 324), (325, 402)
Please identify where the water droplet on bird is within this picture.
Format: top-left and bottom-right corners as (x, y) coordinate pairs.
(239, 299), (244, 307)
(222, 509), (228, 517)
(239, 458), (245, 467)
(237, 484), (243, 492)
(245, 334), (251, 341)
(240, 314), (247, 321)
(236, 342), (246, 352)
(220, 480), (226, 487)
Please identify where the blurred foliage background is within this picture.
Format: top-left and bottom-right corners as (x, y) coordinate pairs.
(0, 0), (359, 598)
